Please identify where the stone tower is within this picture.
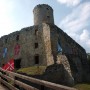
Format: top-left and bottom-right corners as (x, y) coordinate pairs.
(33, 4), (54, 25)
(0, 4), (89, 86)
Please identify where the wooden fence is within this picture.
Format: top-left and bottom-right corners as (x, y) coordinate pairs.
(0, 67), (77, 90)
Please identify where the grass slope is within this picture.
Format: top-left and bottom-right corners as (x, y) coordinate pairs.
(17, 66), (90, 90)
(17, 66), (46, 75)
(74, 84), (90, 90)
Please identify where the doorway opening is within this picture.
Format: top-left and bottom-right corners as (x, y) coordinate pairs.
(14, 58), (21, 69)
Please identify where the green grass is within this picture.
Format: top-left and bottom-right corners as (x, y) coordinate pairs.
(74, 83), (90, 90)
(17, 66), (90, 90)
(17, 66), (46, 75)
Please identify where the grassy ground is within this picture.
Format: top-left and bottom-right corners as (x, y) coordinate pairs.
(17, 66), (46, 75)
(74, 83), (90, 90)
(17, 66), (90, 90)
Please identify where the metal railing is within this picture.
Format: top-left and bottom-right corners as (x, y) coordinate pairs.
(0, 67), (77, 90)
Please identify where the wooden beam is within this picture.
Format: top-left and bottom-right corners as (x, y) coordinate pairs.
(0, 72), (39, 90)
(0, 68), (77, 90)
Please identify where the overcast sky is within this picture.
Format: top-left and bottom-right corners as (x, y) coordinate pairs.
(0, 0), (90, 53)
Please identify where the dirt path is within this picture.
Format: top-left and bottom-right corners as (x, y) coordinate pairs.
(0, 84), (9, 90)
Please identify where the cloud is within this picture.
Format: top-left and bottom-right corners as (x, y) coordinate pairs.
(59, 2), (90, 52)
(57, 0), (81, 6)
(0, 0), (13, 37)
(0, 0), (33, 37)
(60, 2), (90, 33)
(79, 29), (90, 52)
(80, 29), (90, 42)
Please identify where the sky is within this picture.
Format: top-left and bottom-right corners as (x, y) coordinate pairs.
(0, 0), (90, 53)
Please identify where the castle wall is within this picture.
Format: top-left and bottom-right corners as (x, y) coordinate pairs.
(42, 23), (54, 66)
(50, 26), (59, 63)
(0, 25), (54, 68)
(57, 54), (74, 86)
(48, 24), (89, 82)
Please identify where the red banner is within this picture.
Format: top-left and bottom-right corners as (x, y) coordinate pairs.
(2, 59), (14, 71)
(14, 44), (20, 56)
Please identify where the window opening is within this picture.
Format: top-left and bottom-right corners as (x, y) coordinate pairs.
(14, 58), (21, 69)
(47, 16), (50, 18)
(46, 8), (49, 10)
(35, 43), (38, 48)
(35, 55), (39, 64)
(5, 39), (7, 43)
(16, 35), (19, 41)
(35, 29), (38, 35)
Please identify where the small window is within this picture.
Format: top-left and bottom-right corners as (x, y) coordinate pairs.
(35, 43), (38, 48)
(14, 59), (21, 69)
(2, 64), (5, 67)
(47, 16), (50, 18)
(16, 35), (19, 41)
(46, 8), (49, 10)
(35, 29), (38, 35)
(35, 55), (39, 64)
(5, 39), (7, 43)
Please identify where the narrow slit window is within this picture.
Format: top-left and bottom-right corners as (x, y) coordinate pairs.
(16, 35), (19, 41)
(35, 43), (38, 48)
(35, 29), (38, 35)
(47, 16), (50, 18)
(35, 55), (39, 64)
(46, 8), (49, 10)
(5, 39), (7, 43)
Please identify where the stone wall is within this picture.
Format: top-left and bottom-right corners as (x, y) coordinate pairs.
(42, 23), (54, 66)
(0, 23), (89, 84)
(49, 24), (89, 83)
(57, 54), (74, 85)
(0, 24), (55, 68)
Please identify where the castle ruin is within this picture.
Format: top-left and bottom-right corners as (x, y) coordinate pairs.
(0, 4), (89, 86)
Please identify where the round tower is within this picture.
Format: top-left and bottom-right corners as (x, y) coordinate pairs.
(33, 4), (54, 25)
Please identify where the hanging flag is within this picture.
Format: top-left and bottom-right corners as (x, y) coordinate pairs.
(2, 59), (14, 71)
(3, 48), (7, 58)
(57, 42), (62, 52)
(14, 44), (20, 56)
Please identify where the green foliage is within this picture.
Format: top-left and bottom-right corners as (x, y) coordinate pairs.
(17, 66), (46, 75)
(74, 84), (90, 90)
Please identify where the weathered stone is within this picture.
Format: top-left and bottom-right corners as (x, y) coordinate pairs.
(57, 54), (74, 86)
